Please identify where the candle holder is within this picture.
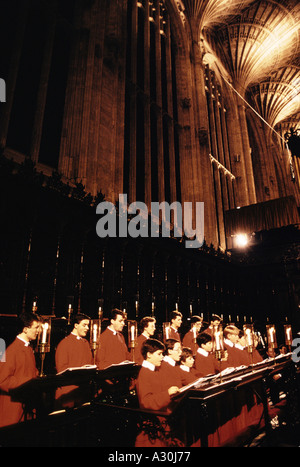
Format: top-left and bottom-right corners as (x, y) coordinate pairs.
(128, 320), (137, 362)
(67, 303), (73, 325)
(37, 319), (51, 377)
(266, 324), (277, 358)
(163, 322), (171, 341)
(284, 324), (292, 351)
(243, 324), (254, 368)
(98, 299), (104, 320)
(192, 326), (197, 344)
(32, 298), (38, 312)
(90, 319), (101, 363)
(212, 324), (225, 382)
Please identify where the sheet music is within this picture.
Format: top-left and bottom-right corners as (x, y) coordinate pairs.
(56, 364), (97, 375)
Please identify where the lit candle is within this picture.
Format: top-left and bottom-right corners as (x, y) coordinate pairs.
(215, 331), (221, 350)
(286, 326), (292, 342)
(166, 326), (170, 339)
(41, 323), (48, 344)
(269, 327), (275, 343)
(131, 324), (135, 342)
(245, 328), (253, 346)
(93, 324), (98, 343)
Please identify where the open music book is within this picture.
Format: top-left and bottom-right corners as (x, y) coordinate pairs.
(57, 364), (97, 375)
(103, 360), (135, 369)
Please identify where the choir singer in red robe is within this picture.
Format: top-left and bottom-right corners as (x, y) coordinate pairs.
(95, 309), (130, 369)
(0, 312), (40, 427)
(55, 313), (93, 408)
(135, 338), (181, 446)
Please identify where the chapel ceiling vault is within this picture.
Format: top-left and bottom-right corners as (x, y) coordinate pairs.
(178, 0), (300, 130)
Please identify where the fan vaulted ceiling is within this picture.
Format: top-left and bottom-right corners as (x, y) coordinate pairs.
(178, 0), (300, 129)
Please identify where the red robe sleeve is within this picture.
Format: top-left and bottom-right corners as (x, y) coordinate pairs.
(136, 366), (171, 411)
(95, 328), (130, 369)
(0, 338), (37, 427)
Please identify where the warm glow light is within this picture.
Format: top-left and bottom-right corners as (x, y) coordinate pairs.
(235, 233), (248, 248)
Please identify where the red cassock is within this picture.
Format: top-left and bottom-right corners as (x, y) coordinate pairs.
(136, 365), (171, 412)
(168, 327), (181, 342)
(232, 345), (252, 367)
(192, 344), (264, 447)
(182, 330), (198, 355)
(55, 333), (93, 372)
(55, 333), (93, 407)
(0, 338), (38, 427)
(135, 363), (184, 447)
(178, 365), (199, 386)
(194, 350), (219, 377)
(95, 327), (130, 370)
(223, 341), (245, 369)
(158, 359), (183, 391)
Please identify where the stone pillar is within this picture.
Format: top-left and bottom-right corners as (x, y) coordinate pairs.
(236, 96), (257, 205)
(225, 90), (252, 207)
(178, 34), (219, 247)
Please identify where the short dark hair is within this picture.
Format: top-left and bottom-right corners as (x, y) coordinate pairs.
(110, 308), (126, 321)
(73, 313), (90, 326)
(164, 338), (181, 354)
(141, 338), (165, 359)
(17, 312), (40, 333)
(170, 310), (182, 321)
(180, 346), (193, 362)
(190, 315), (202, 325)
(196, 332), (212, 347)
(139, 316), (156, 330)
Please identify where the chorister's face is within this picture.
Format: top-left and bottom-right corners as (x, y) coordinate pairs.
(75, 319), (90, 338)
(148, 349), (164, 367)
(172, 316), (182, 329)
(185, 356), (195, 368)
(25, 321), (40, 342)
(145, 321), (156, 336)
(229, 332), (239, 344)
(202, 341), (213, 352)
(169, 342), (182, 361)
(111, 314), (125, 332)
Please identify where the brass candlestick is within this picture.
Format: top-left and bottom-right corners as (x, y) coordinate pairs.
(37, 320), (51, 377)
(212, 324), (225, 383)
(266, 324), (277, 361)
(163, 322), (171, 341)
(90, 319), (101, 364)
(128, 320), (137, 362)
(243, 324), (255, 369)
(284, 324), (292, 352)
